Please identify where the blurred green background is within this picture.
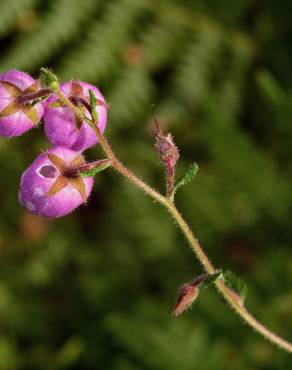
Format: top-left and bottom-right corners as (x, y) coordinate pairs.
(0, 0), (292, 368)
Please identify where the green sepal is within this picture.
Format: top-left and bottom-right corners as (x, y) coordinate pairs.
(40, 67), (59, 91)
(223, 270), (248, 302)
(201, 270), (223, 289)
(78, 160), (111, 178)
(50, 100), (65, 108)
(89, 89), (98, 122)
(173, 162), (199, 194)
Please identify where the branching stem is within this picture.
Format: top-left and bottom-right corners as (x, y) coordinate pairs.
(55, 88), (292, 353)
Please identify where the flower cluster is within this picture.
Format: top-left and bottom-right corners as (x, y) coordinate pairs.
(0, 69), (108, 217)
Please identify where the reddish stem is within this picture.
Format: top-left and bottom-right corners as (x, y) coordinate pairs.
(18, 89), (51, 103)
(62, 159), (110, 178)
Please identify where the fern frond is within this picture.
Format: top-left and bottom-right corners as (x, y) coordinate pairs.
(174, 23), (222, 105)
(57, 0), (151, 82)
(0, 0), (97, 71)
(203, 102), (291, 219)
(142, 11), (188, 71)
(108, 67), (154, 129)
(0, 0), (38, 38)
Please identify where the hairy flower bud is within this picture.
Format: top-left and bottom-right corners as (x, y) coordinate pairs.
(154, 119), (179, 197)
(0, 70), (45, 137)
(173, 283), (199, 317)
(172, 272), (221, 316)
(44, 80), (108, 152)
(19, 146), (94, 218)
(156, 132), (179, 167)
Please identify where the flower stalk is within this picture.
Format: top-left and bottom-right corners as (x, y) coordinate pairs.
(17, 88), (51, 104)
(54, 86), (292, 353)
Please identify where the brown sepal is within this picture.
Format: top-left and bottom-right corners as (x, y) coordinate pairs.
(70, 177), (87, 203)
(95, 98), (109, 109)
(23, 82), (40, 94)
(69, 154), (85, 167)
(22, 105), (39, 125)
(75, 114), (83, 129)
(47, 176), (69, 197)
(71, 80), (83, 97)
(0, 102), (20, 118)
(0, 81), (21, 97)
(47, 153), (67, 171)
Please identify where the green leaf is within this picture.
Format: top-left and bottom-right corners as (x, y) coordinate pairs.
(89, 89), (98, 122)
(223, 270), (248, 302)
(201, 270), (223, 289)
(78, 160), (111, 178)
(174, 163), (199, 194)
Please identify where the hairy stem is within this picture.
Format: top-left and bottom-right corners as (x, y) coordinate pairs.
(18, 89), (51, 103)
(166, 202), (292, 353)
(55, 88), (292, 353)
(166, 163), (175, 199)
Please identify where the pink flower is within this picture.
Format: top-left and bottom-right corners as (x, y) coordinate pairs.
(0, 70), (45, 137)
(19, 146), (94, 218)
(44, 80), (108, 152)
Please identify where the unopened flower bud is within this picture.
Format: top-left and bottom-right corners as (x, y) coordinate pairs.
(173, 283), (199, 317)
(44, 80), (108, 152)
(172, 272), (221, 316)
(0, 70), (45, 137)
(154, 119), (179, 197)
(155, 129), (179, 168)
(19, 146), (94, 218)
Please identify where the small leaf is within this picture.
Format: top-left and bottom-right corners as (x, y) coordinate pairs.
(89, 89), (97, 122)
(173, 163), (199, 194)
(78, 159), (111, 178)
(223, 270), (248, 303)
(201, 270), (223, 289)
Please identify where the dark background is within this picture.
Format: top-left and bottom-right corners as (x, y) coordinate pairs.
(0, 0), (292, 368)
